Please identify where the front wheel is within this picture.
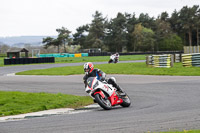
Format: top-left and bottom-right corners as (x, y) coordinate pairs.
(120, 93), (131, 107)
(108, 59), (112, 64)
(95, 93), (112, 110)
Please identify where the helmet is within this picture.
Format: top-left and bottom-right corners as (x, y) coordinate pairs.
(84, 62), (94, 75)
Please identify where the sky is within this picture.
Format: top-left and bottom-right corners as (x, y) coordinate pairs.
(0, 0), (199, 37)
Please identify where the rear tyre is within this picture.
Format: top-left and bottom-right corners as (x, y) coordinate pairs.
(95, 93), (112, 110)
(120, 93), (131, 107)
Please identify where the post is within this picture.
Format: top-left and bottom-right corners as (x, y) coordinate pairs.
(173, 54), (176, 63)
(170, 54), (174, 67)
(146, 56), (149, 66)
(179, 53), (182, 62)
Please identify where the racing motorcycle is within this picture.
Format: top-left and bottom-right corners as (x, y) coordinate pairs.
(85, 77), (131, 110)
(108, 56), (119, 64)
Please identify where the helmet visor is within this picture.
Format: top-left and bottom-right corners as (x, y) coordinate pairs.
(84, 69), (89, 72)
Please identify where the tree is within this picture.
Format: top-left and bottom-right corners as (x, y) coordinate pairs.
(132, 23), (155, 51)
(72, 25), (89, 48)
(142, 27), (155, 51)
(42, 37), (54, 49)
(179, 6), (198, 46)
(155, 19), (173, 51)
(0, 44), (10, 53)
(132, 23), (143, 51)
(138, 13), (155, 29)
(159, 34), (183, 51)
(125, 13), (138, 51)
(155, 16), (183, 51)
(194, 5), (200, 46)
(105, 12), (127, 52)
(56, 27), (72, 53)
(169, 10), (181, 33)
(85, 11), (107, 50)
(43, 27), (72, 53)
(160, 11), (169, 21)
(42, 37), (61, 53)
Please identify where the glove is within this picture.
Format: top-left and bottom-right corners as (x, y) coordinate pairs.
(100, 77), (105, 81)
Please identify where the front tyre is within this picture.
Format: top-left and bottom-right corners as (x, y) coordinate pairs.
(108, 59), (112, 64)
(95, 93), (112, 110)
(120, 94), (131, 107)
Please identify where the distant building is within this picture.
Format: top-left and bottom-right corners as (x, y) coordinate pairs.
(7, 48), (29, 58)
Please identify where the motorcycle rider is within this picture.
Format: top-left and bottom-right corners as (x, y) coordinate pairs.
(108, 52), (119, 63)
(83, 62), (123, 93)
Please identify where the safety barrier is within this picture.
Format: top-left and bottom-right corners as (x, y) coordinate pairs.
(182, 53), (200, 67)
(174, 54), (182, 63)
(146, 54), (174, 68)
(81, 53), (89, 57)
(4, 57), (55, 65)
(75, 53), (81, 57)
(68, 54), (75, 57)
(39, 53), (88, 58)
(184, 46), (200, 54)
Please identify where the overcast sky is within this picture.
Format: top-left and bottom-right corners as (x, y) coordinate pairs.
(0, 0), (199, 37)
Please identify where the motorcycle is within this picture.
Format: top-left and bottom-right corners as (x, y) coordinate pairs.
(108, 55), (119, 64)
(85, 77), (131, 110)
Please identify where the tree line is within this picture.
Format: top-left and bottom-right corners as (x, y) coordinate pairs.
(43, 5), (200, 53)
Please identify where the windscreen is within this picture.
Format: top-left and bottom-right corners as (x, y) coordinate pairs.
(87, 77), (95, 88)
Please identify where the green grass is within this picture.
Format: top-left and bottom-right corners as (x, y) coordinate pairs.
(55, 55), (145, 63)
(0, 57), (4, 67)
(0, 91), (93, 117)
(158, 129), (200, 133)
(16, 62), (200, 76)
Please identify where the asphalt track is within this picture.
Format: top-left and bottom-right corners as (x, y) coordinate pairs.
(0, 61), (200, 133)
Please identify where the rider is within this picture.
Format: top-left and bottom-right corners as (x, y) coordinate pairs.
(83, 62), (123, 93)
(109, 52), (119, 63)
(114, 52), (119, 59)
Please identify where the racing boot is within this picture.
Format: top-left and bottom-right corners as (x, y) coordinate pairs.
(114, 84), (126, 96)
(107, 78), (126, 96)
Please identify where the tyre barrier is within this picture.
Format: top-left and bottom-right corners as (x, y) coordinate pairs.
(182, 53), (200, 67)
(146, 54), (173, 68)
(4, 57), (55, 65)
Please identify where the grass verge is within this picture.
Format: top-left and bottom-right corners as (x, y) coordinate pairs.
(0, 58), (4, 67)
(158, 129), (200, 133)
(16, 62), (200, 76)
(55, 55), (145, 63)
(0, 91), (93, 117)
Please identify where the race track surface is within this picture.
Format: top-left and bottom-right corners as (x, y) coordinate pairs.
(0, 61), (200, 133)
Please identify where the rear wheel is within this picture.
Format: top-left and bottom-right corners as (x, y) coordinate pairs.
(120, 93), (131, 107)
(95, 93), (112, 110)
